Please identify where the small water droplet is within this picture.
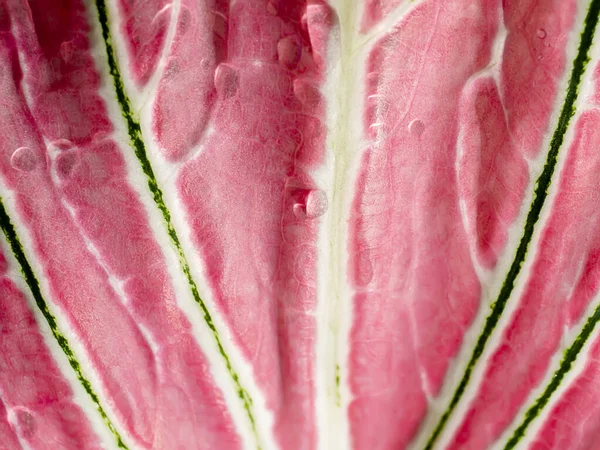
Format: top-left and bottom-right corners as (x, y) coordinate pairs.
(14, 408), (35, 438)
(277, 35), (302, 70)
(293, 202), (307, 219)
(11, 147), (38, 172)
(60, 41), (75, 63)
(214, 64), (239, 99)
(48, 139), (76, 153)
(55, 151), (79, 179)
(409, 119), (424, 137)
(537, 54), (544, 60)
(200, 58), (211, 69)
(266, 0), (278, 15)
(537, 28), (547, 39)
(293, 79), (321, 108)
(305, 189), (328, 219)
(356, 251), (373, 286)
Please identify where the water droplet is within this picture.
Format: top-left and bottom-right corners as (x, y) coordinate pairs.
(11, 147), (38, 172)
(266, 0), (278, 15)
(409, 119), (424, 137)
(277, 35), (302, 70)
(60, 41), (75, 63)
(537, 28), (547, 39)
(214, 64), (239, 99)
(200, 58), (211, 69)
(356, 251), (373, 286)
(293, 79), (321, 108)
(55, 151), (79, 179)
(305, 189), (328, 219)
(48, 139), (76, 153)
(14, 408), (35, 438)
(293, 202), (307, 219)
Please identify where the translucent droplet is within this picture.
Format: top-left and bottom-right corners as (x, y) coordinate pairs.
(200, 58), (211, 69)
(214, 64), (239, 99)
(293, 79), (321, 108)
(356, 251), (373, 286)
(11, 147), (38, 172)
(305, 189), (328, 219)
(293, 202), (307, 219)
(266, 0), (278, 15)
(537, 28), (547, 39)
(55, 151), (79, 179)
(409, 119), (424, 137)
(14, 408), (35, 438)
(277, 35), (302, 70)
(48, 139), (76, 153)
(60, 41), (75, 63)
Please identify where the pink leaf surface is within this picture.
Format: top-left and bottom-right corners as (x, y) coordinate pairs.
(0, 0), (600, 449)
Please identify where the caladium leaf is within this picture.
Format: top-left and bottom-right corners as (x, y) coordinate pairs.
(0, 0), (599, 449)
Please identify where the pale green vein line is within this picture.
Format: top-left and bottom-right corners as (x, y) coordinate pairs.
(424, 0), (600, 447)
(0, 197), (128, 449)
(93, 0), (260, 444)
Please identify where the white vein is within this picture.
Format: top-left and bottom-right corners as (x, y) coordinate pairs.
(95, 0), (275, 448)
(491, 17), (600, 448)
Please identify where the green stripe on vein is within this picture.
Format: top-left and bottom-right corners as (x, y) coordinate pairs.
(425, 1), (600, 448)
(0, 198), (128, 449)
(505, 304), (600, 448)
(93, 0), (260, 443)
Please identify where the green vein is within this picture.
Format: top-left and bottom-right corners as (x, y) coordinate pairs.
(93, 0), (259, 443)
(505, 303), (600, 448)
(0, 198), (127, 449)
(424, 1), (600, 448)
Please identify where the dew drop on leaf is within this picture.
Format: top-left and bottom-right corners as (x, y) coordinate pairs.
(305, 189), (328, 219)
(214, 63), (239, 99)
(293, 202), (307, 219)
(409, 119), (425, 137)
(356, 251), (374, 286)
(48, 139), (77, 153)
(277, 35), (302, 70)
(293, 79), (321, 108)
(59, 40), (75, 63)
(11, 147), (38, 172)
(55, 151), (79, 179)
(266, 0), (278, 15)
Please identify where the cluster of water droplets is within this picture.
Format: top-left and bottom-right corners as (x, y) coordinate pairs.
(536, 28), (547, 60)
(10, 136), (83, 180)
